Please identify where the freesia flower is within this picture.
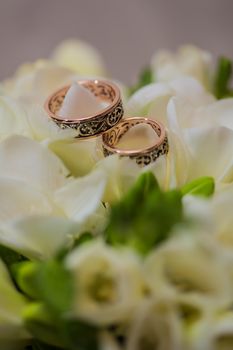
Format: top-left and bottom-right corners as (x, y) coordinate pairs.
(100, 331), (122, 350)
(127, 299), (183, 350)
(52, 39), (106, 76)
(95, 154), (142, 203)
(151, 45), (213, 89)
(0, 135), (107, 259)
(126, 77), (214, 123)
(201, 311), (233, 350)
(1, 39), (106, 105)
(166, 99), (233, 188)
(183, 310), (233, 350)
(66, 240), (145, 325)
(210, 185), (233, 248)
(1, 60), (75, 105)
(144, 234), (233, 310)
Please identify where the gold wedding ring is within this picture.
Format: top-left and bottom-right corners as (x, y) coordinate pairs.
(102, 117), (169, 166)
(44, 80), (124, 138)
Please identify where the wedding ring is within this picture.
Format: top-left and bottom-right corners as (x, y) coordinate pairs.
(102, 117), (169, 166)
(44, 80), (124, 138)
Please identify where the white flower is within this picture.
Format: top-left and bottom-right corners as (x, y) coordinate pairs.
(100, 332), (122, 350)
(51, 39), (106, 76)
(1, 60), (75, 105)
(166, 98), (233, 188)
(144, 234), (233, 310)
(186, 311), (233, 350)
(66, 240), (145, 326)
(206, 312), (233, 350)
(169, 96), (233, 131)
(126, 77), (214, 124)
(151, 45), (213, 88)
(127, 299), (183, 350)
(0, 96), (31, 140)
(2, 38), (107, 105)
(0, 259), (28, 344)
(95, 154), (142, 203)
(0, 135), (107, 259)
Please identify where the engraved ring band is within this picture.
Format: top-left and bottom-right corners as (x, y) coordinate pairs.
(102, 117), (169, 167)
(44, 80), (124, 139)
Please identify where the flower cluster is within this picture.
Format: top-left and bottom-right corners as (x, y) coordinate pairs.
(0, 40), (233, 350)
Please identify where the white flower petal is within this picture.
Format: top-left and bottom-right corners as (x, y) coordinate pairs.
(0, 135), (69, 192)
(32, 65), (74, 103)
(211, 312), (233, 350)
(8, 63), (74, 105)
(127, 78), (213, 130)
(0, 97), (30, 140)
(49, 137), (98, 177)
(144, 234), (232, 309)
(100, 332), (122, 350)
(142, 155), (169, 190)
(196, 98), (233, 130)
(0, 216), (78, 260)
(54, 168), (106, 222)
(26, 105), (66, 142)
(127, 299), (182, 350)
(184, 126), (233, 183)
(96, 155), (141, 203)
(126, 82), (172, 119)
(166, 98), (191, 187)
(66, 240), (145, 325)
(151, 45), (213, 88)
(52, 39), (106, 76)
(0, 177), (54, 223)
(182, 195), (213, 230)
(168, 77), (214, 106)
(210, 185), (233, 248)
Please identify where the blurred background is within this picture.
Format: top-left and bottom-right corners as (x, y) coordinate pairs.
(0, 0), (232, 83)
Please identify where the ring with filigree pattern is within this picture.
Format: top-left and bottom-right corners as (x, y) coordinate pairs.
(44, 80), (124, 138)
(102, 117), (169, 166)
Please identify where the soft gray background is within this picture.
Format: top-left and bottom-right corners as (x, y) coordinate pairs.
(0, 0), (232, 83)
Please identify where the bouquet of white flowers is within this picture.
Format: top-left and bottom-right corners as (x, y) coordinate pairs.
(0, 39), (233, 350)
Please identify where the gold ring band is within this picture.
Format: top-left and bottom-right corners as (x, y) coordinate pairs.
(102, 117), (169, 166)
(44, 80), (124, 138)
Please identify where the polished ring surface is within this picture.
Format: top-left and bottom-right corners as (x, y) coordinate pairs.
(102, 117), (169, 166)
(44, 80), (124, 138)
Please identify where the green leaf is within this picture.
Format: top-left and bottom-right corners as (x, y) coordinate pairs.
(105, 172), (183, 255)
(13, 261), (41, 299)
(55, 232), (94, 261)
(23, 303), (63, 348)
(62, 320), (99, 350)
(0, 244), (27, 266)
(15, 260), (74, 315)
(25, 340), (63, 350)
(214, 57), (233, 99)
(73, 232), (94, 248)
(181, 176), (215, 197)
(129, 66), (153, 95)
(24, 305), (99, 350)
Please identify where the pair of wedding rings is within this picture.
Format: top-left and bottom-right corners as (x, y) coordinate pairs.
(44, 79), (169, 166)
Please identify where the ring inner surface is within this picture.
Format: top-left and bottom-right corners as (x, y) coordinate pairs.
(49, 81), (116, 115)
(104, 119), (162, 150)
